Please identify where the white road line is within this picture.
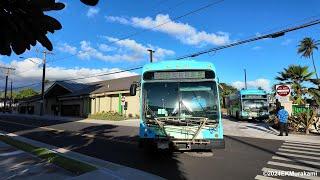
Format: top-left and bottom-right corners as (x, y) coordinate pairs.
(276, 152), (320, 161)
(272, 156), (320, 167)
(278, 148), (320, 156)
(285, 141), (320, 146)
(283, 143), (320, 150)
(281, 145), (320, 152)
(268, 161), (320, 172)
(255, 175), (281, 180)
(262, 167), (320, 180)
(0, 150), (23, 157)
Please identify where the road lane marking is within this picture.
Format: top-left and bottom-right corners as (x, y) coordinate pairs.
(272, 156), (320, 167)
(285, 141), (320, 146)
(254, 175), (281, 180)
(283, 143), (320, 150)
(281, 145), (320, 152)
(278, 148), (320, 156)
(0, 150), (23, 157)
(276, 152), (320, 161)
(262, 167), (320, 180)
(267, 161), (320, 172)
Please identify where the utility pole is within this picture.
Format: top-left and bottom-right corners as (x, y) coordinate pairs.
(244, 69), (247, 90)
(147, 49), (155, 63)
(39, 50), (53, 116)
(0, 66), (15, 112)
(10, 80), (12, 112)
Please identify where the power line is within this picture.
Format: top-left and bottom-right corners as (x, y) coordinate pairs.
(49, 0), (224, 64)
(176, 19), (320, 60)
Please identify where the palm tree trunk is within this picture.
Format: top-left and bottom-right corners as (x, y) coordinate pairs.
(311, 54), (319, 80)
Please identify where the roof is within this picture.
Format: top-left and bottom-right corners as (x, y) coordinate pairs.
(59, 75), (140, 98)
(143, 60), (216, 72)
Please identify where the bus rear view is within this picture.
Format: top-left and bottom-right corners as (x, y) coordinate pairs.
(131, 60), (225, 151)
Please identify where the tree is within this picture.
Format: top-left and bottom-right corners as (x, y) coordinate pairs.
(0, 0), (99, 56)
(219, 83), (237, 108)
(15, 88), (39, 100)
(275, 65), (314, 104)
(297, 37), (320, 80)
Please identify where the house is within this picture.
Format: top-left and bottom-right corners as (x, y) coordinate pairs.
(17, 75), (141, 118)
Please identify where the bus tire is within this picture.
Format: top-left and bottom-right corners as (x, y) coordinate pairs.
(236, 111), (240, 120)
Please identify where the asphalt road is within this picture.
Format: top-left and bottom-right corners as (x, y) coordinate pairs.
(0, 116), (315, 180)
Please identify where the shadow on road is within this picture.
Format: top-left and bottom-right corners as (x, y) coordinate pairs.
(0, 116), (187, 179)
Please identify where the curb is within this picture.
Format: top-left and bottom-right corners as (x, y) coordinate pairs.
(0, 131), (164, 180)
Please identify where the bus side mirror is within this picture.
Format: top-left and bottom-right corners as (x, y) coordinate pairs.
(130, 84), (137, 96)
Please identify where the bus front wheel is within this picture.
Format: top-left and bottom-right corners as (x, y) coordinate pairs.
(236, 111), (239, 120)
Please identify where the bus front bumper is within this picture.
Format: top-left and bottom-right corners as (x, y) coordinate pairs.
(140, 138), (225, 150)
(172, 139), (225, 150)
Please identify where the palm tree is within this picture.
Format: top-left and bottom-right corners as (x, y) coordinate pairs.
(276, 65), (314, 104)
(297, 37), (320, 80)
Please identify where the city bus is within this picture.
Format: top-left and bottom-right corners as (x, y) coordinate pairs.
(227, 89), (269, 121)
(130, 60), (224, 151)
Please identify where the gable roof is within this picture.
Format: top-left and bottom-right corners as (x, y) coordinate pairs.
(59, 75), (140, 98)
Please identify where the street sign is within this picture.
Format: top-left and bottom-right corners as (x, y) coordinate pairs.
(276, 85), (291, 97)
(275, 84), (291, 103)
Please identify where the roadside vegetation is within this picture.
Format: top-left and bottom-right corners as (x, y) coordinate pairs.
(273, 37), (320, 134)
(88, 111), (127, 121)
(0, 88), (39, 100)
(0, 135), (97, 175)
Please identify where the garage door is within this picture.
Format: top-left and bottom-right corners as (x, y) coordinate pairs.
(61, 105), (80, 117)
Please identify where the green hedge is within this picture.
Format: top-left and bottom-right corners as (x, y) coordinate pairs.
(88, 111), (126, 121)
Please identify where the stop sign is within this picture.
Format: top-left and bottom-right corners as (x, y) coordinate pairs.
(276, 85), (291, 97)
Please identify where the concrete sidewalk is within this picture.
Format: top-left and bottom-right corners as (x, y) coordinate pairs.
(1, 132), (164, 180)
(0, 141), (73, 180)
(223, 118), (320, 143)
(0, 112), (139, 127)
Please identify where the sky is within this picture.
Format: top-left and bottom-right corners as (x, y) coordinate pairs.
(1, 0), (320, 92)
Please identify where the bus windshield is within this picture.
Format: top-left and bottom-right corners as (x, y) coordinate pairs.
(242, 99), (268, 111)
(143, 81), (219, 121)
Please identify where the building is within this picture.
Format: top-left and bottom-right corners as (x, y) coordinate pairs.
(17, 75), (141, 118)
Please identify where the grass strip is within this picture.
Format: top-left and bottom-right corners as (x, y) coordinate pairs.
(0, 135), (97, 175)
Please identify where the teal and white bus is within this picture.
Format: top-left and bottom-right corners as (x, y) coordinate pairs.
(130, 60), (224, 151)
(227, 89), (269, 121)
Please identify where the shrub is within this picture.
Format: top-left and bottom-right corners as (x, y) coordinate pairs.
(88, 111), (126, 121)
(289, 109), (319, 134)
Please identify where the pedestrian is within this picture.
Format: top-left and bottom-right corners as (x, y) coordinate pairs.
(277, 106), (289, 136)
(275, 99), (281, 114)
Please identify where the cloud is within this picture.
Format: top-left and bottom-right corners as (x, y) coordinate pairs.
(232, 78), (271, 92)
(98, 44), (116, 52)
(105, 16), (130, 24)
(58, 37), (174, 62)
(281, 39), (292, 46)
(1, 58), (137, 87)
(252, 46), (262, 50)
(86, 7), (100, 18)
(105, 14), (230, 46)
(57, 43), (77, 55)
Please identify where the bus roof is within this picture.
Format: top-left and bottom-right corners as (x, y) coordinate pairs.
(239, 89), (267, 95)
(143, 60), (216, 72)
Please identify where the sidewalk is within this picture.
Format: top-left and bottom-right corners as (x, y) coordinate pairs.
(223, 118), (320, 143)
(1, 131), (164, 180)
(0, 141), (73, 180)
(0, 112), (82, 122)
(0, 112), (140, 127)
